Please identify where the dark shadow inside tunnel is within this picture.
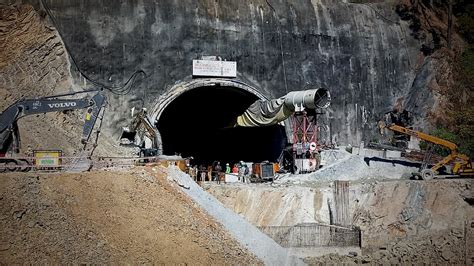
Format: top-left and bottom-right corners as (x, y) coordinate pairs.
(157, 85), (287, 166)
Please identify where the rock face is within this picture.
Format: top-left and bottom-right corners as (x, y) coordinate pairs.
(43, 0), (425, 145)
(0, 4), (81, 155)
(0, 5), (71, 103)
(0, 5), (131, 156)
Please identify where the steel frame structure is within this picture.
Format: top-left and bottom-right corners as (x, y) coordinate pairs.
(291, 111), (317, 158)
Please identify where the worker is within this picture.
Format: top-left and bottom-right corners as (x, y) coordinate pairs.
(207, 165), (212, 181)
(242, 164), (249, 183)
(214, 162), (222, 183)
(225, 163), (231, 173)
(232, 164), (238, 174)
(378, 120), (386, 136)
(25, 145), (33, 158)
(244, 164), (249, 175)
(188, 165), (196, 181)
(238, 161), (245, 181)
(199, 165), (207, 182)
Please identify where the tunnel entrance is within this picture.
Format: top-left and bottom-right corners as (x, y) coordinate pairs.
(157, 85), (287, 166)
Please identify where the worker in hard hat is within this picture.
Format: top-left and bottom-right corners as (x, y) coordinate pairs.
(225, 163), (231, 174)
(238, 161), (245, 182)
(213, 161), (222, 184)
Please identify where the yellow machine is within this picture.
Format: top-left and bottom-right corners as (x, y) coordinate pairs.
(384, 123), (473, 179)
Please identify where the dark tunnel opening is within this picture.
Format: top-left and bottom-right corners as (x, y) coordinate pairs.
(157, 85), (287, 166)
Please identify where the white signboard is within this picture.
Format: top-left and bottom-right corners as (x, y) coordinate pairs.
(193, 60), (237, 77)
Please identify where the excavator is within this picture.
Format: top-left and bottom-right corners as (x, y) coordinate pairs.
(0, 90), (106, 172)
(382, 123), (473, 179)
(120, 108), (161, 157)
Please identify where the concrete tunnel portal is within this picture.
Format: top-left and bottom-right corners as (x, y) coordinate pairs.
(156, 84), (287, 166)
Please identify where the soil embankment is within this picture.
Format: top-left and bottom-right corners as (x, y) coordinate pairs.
(0, 167), (261, 264)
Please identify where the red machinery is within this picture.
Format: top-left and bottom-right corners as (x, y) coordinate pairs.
(290, 111), (319, 173)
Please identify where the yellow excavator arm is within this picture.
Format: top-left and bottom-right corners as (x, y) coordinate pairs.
(387, 124), (458, 151)
(384, 124), (473, 179)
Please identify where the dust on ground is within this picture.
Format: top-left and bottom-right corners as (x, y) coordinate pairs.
(0, 166), (261, 264)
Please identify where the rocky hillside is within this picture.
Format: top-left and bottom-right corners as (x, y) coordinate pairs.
(2, 2), (471, 154)
(397, 0), (474, 157)
(0, 4), (129, 157)
(38, 0), (422, 145)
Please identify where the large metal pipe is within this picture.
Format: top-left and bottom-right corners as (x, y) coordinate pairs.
(283, 88), (331, 111)
(234, 88), (331, 127)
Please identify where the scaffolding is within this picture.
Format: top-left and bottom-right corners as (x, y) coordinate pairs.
(290, 111), (319, 173)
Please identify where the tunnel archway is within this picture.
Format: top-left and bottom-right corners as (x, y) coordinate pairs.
(156, 82), (287, 166)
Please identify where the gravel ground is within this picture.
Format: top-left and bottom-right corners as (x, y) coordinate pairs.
(275, 149), (419, 185)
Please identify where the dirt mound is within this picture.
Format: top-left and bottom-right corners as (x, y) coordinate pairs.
(0, 166), (261, 264)
(274, 150), (419, 185)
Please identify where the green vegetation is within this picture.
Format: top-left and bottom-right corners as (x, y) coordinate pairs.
(450, 107), (474, 158)
(460, 44), (474, 88)
(429, 1), (474, 159)
(421, 108), (474, 158)
(454, 1), (474, 43)
(420, 128), (459, 157)
(456, 1), (474, 90)
(451, 1), (474, 159)
(419, 122), (474, 159)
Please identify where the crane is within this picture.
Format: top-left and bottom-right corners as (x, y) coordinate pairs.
(384, 123), (473, 179)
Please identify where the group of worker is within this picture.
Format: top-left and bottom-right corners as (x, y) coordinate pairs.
(188, 161), (249, 183)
